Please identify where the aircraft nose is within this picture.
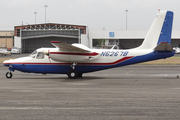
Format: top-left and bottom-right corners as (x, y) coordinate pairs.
(3, 59), (12, 67)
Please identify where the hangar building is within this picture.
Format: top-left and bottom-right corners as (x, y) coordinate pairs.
(14, 23), (88, 53)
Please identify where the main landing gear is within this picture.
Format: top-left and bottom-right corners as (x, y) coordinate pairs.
(6, 72), (13, 79)
(67, 63), (83, 79)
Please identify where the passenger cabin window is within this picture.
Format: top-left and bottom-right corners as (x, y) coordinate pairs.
(36, 52), (44, 59)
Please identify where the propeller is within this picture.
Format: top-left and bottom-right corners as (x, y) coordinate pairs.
(44, 50), (51, 62)
(44, 49), (50, 56)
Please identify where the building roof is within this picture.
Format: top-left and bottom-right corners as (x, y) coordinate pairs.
(14, 23), (87, 36)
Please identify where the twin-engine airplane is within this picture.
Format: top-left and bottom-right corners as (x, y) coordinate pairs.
(3, 10), (175, 79)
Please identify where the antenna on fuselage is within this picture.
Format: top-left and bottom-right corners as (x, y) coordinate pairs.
(111, 45), (117, 50)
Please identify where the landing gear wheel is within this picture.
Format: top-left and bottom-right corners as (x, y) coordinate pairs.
(6, 72), (13, 79)
(68, 70), (78, 79)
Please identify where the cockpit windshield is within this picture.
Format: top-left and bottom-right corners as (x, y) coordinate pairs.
(29, 50), (37, 58)
(29, 50), (44, 59)
(31, 50), (37, 55)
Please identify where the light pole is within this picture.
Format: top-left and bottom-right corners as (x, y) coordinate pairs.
(44, 5), (48, 23)
(34, 12), (37, 24)
(125, 9), (128, 30)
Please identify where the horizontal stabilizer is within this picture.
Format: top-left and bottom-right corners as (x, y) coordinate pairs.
(154, 42), (173, 51)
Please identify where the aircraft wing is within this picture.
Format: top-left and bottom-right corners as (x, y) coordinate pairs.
(51, 41), (91, 52)
(50, 41), (100, 62)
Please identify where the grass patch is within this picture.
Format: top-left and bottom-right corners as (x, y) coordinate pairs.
(0, 58), (15, 64)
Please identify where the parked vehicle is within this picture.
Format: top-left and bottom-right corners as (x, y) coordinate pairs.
(0, 48), (11, 56)
(173, 47), (180, 54)
(11, 47), (21, 54)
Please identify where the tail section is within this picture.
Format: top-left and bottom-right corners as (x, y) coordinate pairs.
(137, 10), (173, 50)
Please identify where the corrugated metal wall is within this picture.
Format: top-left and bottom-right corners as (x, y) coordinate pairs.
(21, 29), (79, 53)
(22, 37), (78, 53)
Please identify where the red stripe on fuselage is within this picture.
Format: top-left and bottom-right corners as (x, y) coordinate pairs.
(3, 56), (134, 66)
(3, 63), (71, 65)
(78, 56), (134, 65)
(50, 52), (99, 56)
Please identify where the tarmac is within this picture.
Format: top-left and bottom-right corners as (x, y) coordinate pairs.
(0, 64), (180, 120)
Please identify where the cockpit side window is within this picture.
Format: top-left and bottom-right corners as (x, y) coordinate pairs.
(36, 52), (44, 59)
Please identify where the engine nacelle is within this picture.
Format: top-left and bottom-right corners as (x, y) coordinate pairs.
(49, 52), (100, 62)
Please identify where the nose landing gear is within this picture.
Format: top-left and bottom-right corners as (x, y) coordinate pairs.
(6, 72), (13, 78)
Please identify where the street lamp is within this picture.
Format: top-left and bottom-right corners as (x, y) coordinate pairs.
(44, 5), (48, 23)
(34, 12), (37, 24)
(125, 9), (129, 30)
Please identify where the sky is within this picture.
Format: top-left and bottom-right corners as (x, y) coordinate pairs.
(1, 0), (180, 30)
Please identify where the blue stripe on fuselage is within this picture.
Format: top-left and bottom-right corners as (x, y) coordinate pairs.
(115, 51), (175, 67)
(6, 51), (175, 74)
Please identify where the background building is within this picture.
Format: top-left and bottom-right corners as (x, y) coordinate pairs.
(0, 31), (14, 50)
(9, 23), (180, 53)
(89, 30), (180, 49)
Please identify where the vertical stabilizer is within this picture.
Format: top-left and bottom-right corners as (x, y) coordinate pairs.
(137, 10), (173, 50)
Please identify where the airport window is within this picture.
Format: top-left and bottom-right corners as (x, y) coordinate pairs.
(21, 30), (79, 38)
(0, 36), (13, 38)
(17, 29), (20, 37)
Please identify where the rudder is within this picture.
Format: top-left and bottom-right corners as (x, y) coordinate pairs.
(157, 11), (173, 45)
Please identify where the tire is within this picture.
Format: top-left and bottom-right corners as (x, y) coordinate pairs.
(67, 70), (78, 79)
(6, 72), (13, 79)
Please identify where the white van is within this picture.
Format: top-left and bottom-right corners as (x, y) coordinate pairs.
(11, 47), (21, 54)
